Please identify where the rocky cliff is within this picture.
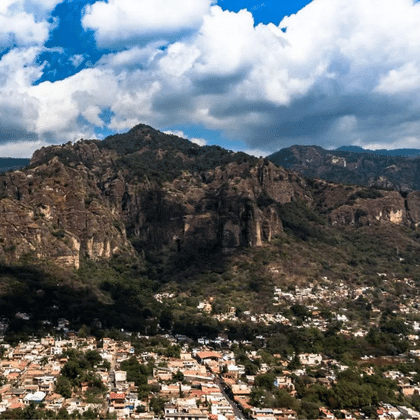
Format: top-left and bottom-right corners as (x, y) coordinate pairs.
(1, 125), (420, 269)
(268, 145), (420, 192)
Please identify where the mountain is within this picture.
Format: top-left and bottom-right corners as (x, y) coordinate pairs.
(0, 157), (30, 173)
(267, 144), (420, 191)
(337, 145), (420, 157)
(3, 125), (420, 340)
(4, 125), (420, 270)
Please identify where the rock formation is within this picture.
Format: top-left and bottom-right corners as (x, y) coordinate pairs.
(1, 125), (420, 268)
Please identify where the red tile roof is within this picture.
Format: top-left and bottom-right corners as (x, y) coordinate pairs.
(197, 351), (222, 359)
(110, 392), (126, 400)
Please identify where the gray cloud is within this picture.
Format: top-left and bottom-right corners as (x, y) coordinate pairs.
(5, 0), (420, 157)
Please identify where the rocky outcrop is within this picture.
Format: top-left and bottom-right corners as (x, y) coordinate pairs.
(3, 125), (420, 268)
(1, 135), (308, 265)
(328, 190), (420, 227)
(0, 152), (132, 268)
(119, 160), (303, 252)
(268, 145), (420, 193)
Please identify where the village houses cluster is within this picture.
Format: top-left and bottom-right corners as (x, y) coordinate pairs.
(191, 275), (420, 340)
(1, 331), (420, 420)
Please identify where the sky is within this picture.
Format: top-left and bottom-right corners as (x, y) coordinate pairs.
(1, 0), (420, 158)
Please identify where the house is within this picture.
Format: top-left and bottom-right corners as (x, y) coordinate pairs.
(23, 391), (46, 404)
(275, 376), (294, 391)
(231, 384), (251, 397)
(298, 353), (322, 366)
(251, 408), (276, 420)
(397, 406), (420, 419)
(164, 406), (208, 420)
(109, 392), (126, 409)
(196, 351), (222, 364)
(319, 407), (336, 419)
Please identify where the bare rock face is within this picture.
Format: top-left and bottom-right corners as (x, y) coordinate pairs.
(3, 125), (420, 269)
(269, 144), (420, 193)
(328, 190), (420, 227)
(0, 198), (81, 268)
(120, 160), (301, 252)
(0, 150), (132, 268)
(0, 141), (306, 266)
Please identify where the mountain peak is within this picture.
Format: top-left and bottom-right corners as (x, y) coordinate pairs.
(336, 145), (366, 153)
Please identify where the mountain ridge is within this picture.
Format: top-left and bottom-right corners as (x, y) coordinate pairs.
(0, 157), (30, 173)
(267, 144), (420, 192)
(336, 145), (420, 157)
(3, 125), (420, 342)
(0, 125), (419, 272)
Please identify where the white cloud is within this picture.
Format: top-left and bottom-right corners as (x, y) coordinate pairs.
(163, 129), (207, 146)
(69, 54), (85, 68)
(6, 0), (420, 156)
(98, 43), (166, 70)
(28, 67), (119, 137)
(191, 137), (207, 146)
(82, 0), (214, 48)
(375, 62), (420, 94)
(241, 148), (268, 158)
(82, 105), (104, 127)
(0, 0), (61, 51)
(0, 48), (42, 145)
(0, 139), (46, 158)
(0, 11), (50, 50)
(23, 0), (63, 16)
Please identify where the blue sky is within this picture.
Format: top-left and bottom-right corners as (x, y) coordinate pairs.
(1, 0), (420, 157)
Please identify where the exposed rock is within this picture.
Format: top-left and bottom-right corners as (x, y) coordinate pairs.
(2, 125), (420, 268)
(268, 144), (420, 192)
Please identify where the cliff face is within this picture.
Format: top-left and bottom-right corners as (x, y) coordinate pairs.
(309, 180), (420, 228)
(0, 150), (131, 268)
(2, 125), (420, 269)
(268, 145), (420, 192)
(1, 129), (305, 267)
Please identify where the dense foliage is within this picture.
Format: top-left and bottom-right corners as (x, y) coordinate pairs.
(99, 124), (257, 183)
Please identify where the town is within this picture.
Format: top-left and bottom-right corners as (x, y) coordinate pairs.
(1, 328), (420, 420)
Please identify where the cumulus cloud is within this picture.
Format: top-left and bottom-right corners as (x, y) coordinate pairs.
(6, 0), (420, 157)
(0, 11), (49, 50)
(0, 0), (61, 51)
(23, 0), (63, 16)
(163, 130), (207, 146)
(0, 139), (46, 158)
(82, 0), (214, 48)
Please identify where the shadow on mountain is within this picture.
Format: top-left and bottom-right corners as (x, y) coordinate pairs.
(0, 263), (157, 342)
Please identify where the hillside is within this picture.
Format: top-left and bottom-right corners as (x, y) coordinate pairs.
(268, 145), (420, 191)
(0, 157), (29, 173)
(2, 125), (420, 352)
(337, 145), (420, 157)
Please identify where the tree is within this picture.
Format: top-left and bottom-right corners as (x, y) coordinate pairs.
(255, 372), (276, 391)
(288, 355), (302, 370)
(138, 384), (152, 400)
(150, 397), (165, 415)
(78, 325), (90, 338)
(249, 388), (265, 407)
(56, 376), (72, 399)
(173, 370), (184, 383)
(84, 350), (102, 368)
(61, 360), (82, 380)
(40, 356), (49, 366)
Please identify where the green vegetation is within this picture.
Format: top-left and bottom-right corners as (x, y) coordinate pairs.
(57, 349), (106, 397)
(99, 124), (257, 183)
(0, 404), (104, 420)
(250, 365), (401, 417)
(346, 188), (384, 205)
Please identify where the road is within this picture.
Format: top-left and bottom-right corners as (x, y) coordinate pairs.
(215, 377), (246, 420)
